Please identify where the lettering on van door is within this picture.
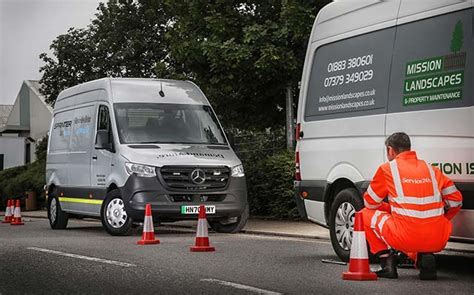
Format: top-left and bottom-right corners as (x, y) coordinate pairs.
(431, 162), (474, 176)
(403, 22), (466, 108)
(388, 11), (471, 111)
(304, 27), (395, 121)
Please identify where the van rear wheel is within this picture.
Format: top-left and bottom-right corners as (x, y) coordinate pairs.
(329, 188), (363, 262)
(101, 189), (133, 236)
(209, 204), (249, 233)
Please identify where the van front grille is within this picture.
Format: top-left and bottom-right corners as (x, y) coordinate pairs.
(160, 166), (230, 191)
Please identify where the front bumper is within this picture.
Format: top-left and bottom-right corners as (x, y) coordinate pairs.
(119, 174), (248, 222)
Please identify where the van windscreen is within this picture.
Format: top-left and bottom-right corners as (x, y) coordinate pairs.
(113, 103), (227, 145)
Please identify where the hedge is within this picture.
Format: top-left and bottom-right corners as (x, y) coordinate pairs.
(244, 149), (299, 219)
(0, 137), (47, 210)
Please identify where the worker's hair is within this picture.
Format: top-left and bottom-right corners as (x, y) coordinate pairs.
(385, 132), (411, 153)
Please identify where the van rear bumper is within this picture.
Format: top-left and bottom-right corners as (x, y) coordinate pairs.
(119, 174), (248, 222)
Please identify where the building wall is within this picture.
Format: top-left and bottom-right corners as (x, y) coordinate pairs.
(0, 137), (25, 170)
(29, 87), (52, 140)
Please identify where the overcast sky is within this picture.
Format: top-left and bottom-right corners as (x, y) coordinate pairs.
(0, 0), (102, 105)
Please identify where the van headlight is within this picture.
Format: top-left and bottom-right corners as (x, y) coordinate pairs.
(125, 163), (156, 177)
(231, 164), (245, 177)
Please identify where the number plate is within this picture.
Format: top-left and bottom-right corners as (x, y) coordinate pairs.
(180, 205), (216, 215)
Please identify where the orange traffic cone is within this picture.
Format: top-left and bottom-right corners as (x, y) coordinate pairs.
(11, 199), (24, 226)
(342, 211), (377, 281)
(137, 204), (160, 245)
(2, 200), (12, 223)
(190, 205), (215, 252)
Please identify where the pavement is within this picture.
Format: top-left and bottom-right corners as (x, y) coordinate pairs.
(5, 209), (474, 254)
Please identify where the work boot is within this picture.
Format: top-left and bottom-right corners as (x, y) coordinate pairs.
(417, 253), (437, 280)
(376, 250), (398, 279)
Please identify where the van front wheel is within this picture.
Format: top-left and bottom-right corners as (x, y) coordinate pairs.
(329, 188), (363, 262)
(101, 189), (133, 236)
(48, 190), (69, 229)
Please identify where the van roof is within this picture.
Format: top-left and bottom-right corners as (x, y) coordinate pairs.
(55, 78), (209, 108)
(312, 0), (473, 43)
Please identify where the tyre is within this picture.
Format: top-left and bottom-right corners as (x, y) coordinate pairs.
(209, 203), (249, 233)
(101, 189), (133, 236)
(329, 188), (363, 262)
(47, 189), (69, 229)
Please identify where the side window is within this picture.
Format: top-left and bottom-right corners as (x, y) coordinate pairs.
(97, 105), (110, 132)
(304, 28), (396, 121)
(388, 9), (473, 112)
(70, 105), (94, 152)
(49, 111), (72, 153)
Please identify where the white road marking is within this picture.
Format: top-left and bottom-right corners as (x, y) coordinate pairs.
(201, 279), (282, 295)
(27, 247), (136, 267)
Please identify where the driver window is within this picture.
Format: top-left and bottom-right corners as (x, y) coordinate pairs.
(98, 105), (110, 131)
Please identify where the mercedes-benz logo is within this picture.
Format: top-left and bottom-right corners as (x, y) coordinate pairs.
(190, 169), (206, 185)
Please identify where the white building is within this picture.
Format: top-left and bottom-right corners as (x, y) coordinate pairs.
(0, 80), (52, 170)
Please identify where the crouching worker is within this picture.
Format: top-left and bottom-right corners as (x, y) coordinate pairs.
(361, 132), (462, 280)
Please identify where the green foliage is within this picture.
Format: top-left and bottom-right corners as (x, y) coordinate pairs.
(245, 149), (298, 219)
(35, 136), (48, 162)
(451, 20), (464, 53)
(39, 0), (170, 106)
(39, 0), (330, 129)
(0, 136), (48, 209)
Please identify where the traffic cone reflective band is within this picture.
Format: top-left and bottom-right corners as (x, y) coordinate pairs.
(190, 205), (215, 252)
(342, 211), (377, 281)
(2, 200), (12, 223)
(137, 203), (160, 245)
(11, 199), (24, 226)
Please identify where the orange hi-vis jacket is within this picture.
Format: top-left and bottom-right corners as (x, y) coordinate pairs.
(363, 151), (463, 254)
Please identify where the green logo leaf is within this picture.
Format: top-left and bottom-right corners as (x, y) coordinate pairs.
(451, 20), (464, 53)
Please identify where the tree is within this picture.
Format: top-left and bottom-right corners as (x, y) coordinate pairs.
(165, 0), (329, 129)
(40, 0), (171, 106)
(451, 20), (463, 53)
(39, 0), (330, 129)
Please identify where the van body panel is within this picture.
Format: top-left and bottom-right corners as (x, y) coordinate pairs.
(110, 79), (208, 105)
(397, 0), (472, 25)
(310, 0), (400, 43)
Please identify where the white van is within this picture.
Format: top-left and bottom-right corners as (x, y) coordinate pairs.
(46, 78), (248, 235)
(295, 0), (473, 261)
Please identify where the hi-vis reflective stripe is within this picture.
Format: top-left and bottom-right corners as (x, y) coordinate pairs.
(370, 211), (383, 229)
(442, 185), (459, 196)
(58, 197), (103, 205)
(389, 160), (442, 206)
(391, 206), (444, 219)
(364, 199), (380, 209)
(367, 185), (384, 203)
(425, 162), (440, 197)
(378, 215), (389, 233)
(349, 231), (369, 259)
(389, 160), (404, 197)
(391, 195), (441, 205)
(447, 200), (463, 208)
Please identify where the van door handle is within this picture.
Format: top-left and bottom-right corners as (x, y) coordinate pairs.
(92, 156), (98, 160)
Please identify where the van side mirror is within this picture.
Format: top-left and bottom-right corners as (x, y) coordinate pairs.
(95, 130), (114, 152)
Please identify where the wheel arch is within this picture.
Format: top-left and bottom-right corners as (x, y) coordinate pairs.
(324, 178), (360, 224)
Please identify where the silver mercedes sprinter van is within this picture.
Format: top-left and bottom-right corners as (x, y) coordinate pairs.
(46, 78), (248, 235)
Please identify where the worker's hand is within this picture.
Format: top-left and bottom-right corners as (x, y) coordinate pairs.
(443, 200), (451, 213)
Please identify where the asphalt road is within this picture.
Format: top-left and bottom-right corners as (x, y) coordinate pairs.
(0, 218), (473, 295)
